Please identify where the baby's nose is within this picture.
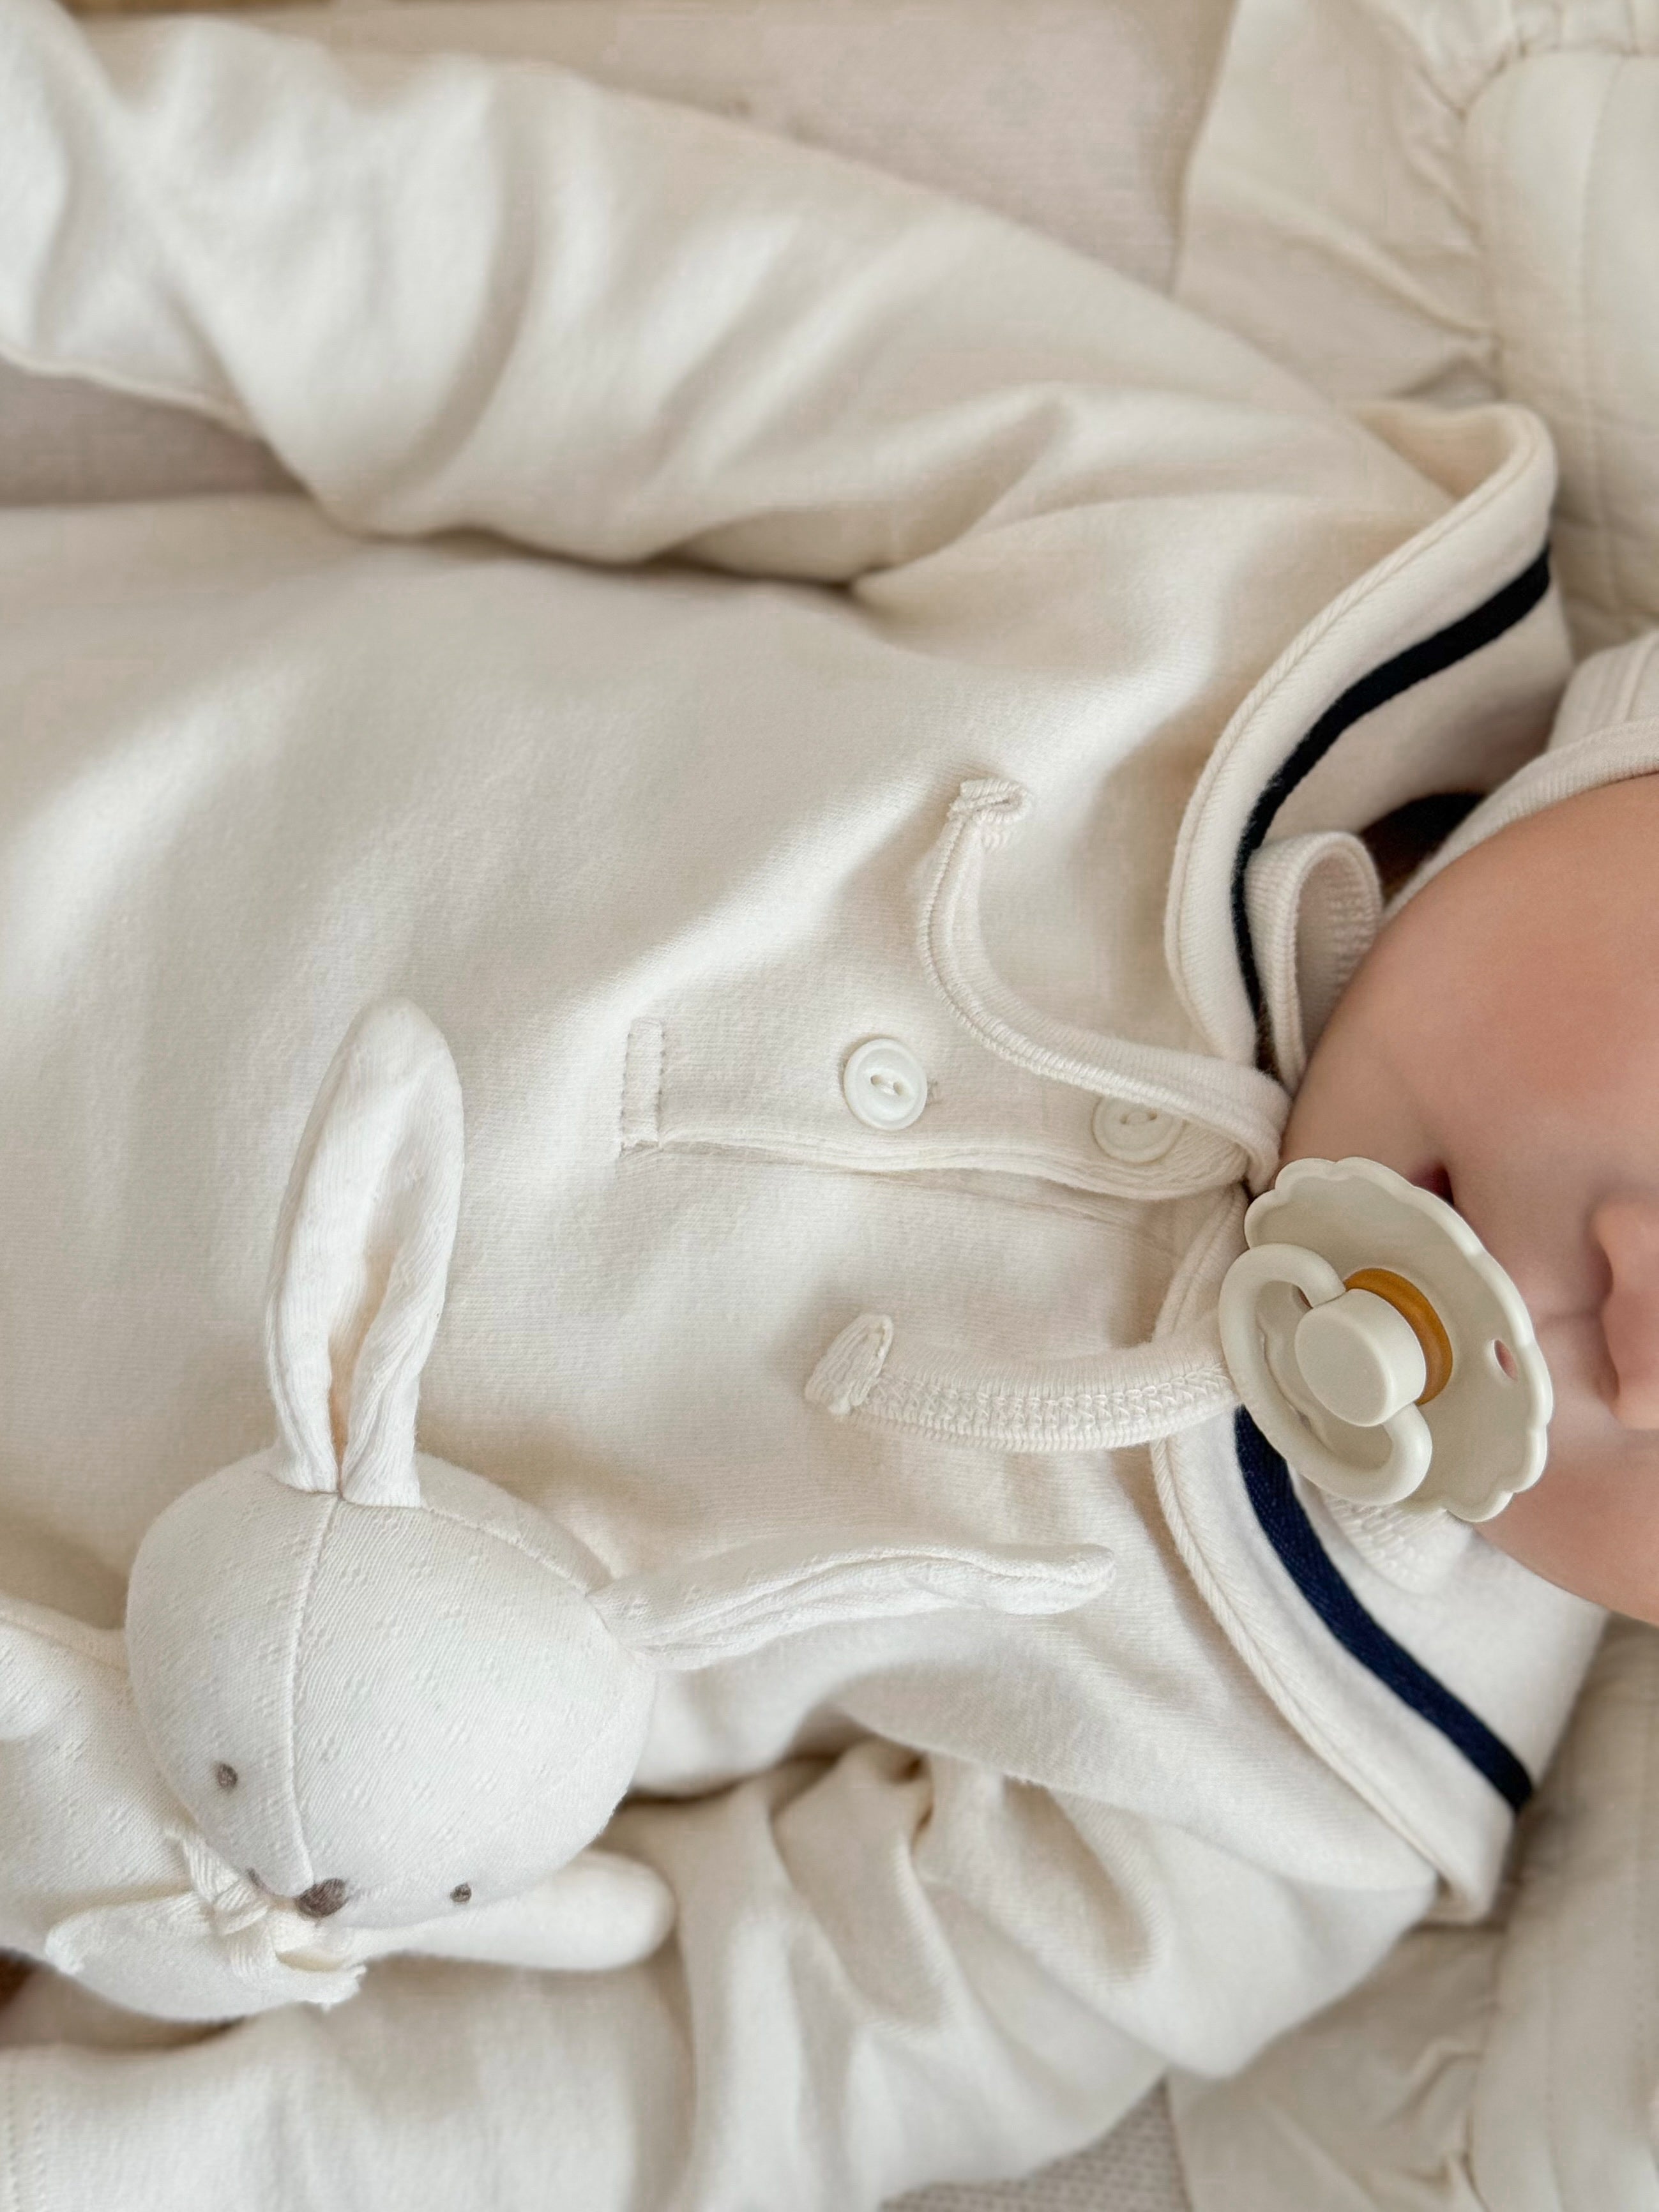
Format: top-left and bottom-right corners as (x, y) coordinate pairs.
(291, 1878), (349, 1920)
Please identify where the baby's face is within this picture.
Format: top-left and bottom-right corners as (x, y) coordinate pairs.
(1284, 773), (1659, 1621)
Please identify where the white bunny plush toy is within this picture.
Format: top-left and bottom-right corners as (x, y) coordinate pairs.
(5, 1001), (1114, 2022)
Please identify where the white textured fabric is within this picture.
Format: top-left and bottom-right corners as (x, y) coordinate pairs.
(0, 1582), (669, 2024)
(0, 6), (1603, 2208)
(1393, 632), (1659, 911)
(117, 1001), (1115, 1993)
(1181, 0), (1659, 653)
(1167, 1615), (1659, 2212)
(0, 0), (1233, 508)
(262, 999), (464, 1504)
(1170, 1920), (1501, 2212)
(1463, 1617), (1659, 2212)
(1243, 832), (1382, 1091)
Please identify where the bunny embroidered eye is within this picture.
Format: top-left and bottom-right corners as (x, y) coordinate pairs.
(214, 1762), (238, 1790)
(450, 1883), (473, 1905)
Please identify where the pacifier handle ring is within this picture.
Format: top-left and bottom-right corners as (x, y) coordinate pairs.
(1219, 1243), (1434, 1508)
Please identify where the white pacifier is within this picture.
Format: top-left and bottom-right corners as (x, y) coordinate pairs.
(1218, 1157), (1551, 1520)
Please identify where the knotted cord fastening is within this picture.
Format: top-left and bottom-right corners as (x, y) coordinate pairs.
(41, 1828), (364, 2010)
(170, 1828), (363, 1995)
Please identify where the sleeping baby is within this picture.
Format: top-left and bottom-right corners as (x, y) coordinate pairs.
(0, 2), (1646, 2206)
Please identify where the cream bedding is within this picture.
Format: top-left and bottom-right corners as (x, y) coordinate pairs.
(6, 3), (1658, 2209)
(1181, 0), (1659, 656)
(1169, 1616), (1659, 2211)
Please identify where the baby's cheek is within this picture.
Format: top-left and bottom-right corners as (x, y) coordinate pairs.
(1480, 1441), (1659, 1626)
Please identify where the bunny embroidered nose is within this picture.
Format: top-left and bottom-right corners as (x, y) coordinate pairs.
(292, 1879), (349, 1920)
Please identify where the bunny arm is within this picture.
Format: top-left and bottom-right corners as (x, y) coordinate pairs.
(0, 1590), (177, 1951)
(0, 1598), (671, 2022)
(596, 1534), (1117, 1668)
(0, 1596), (367, 2019)
(325, 1852), (675, 1975)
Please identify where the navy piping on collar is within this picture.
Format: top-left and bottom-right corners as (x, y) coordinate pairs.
(1234, 1412), (1533, 1811)
(1223, 561), (1552, 1816)
(1231, 545), (1552, 1023)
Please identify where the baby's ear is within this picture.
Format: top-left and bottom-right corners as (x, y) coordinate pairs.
(264, 1001), (463, 1508)
(592, 1534), (1114, 1669)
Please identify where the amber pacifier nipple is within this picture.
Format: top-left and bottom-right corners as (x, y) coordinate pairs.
(1218, 1157), (1550, 1520)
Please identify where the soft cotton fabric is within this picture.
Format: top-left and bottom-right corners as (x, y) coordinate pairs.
(0, 0), (1232, 510)
(0, 6), (1603, 2207)
(1170, 1612), (1659, 2212)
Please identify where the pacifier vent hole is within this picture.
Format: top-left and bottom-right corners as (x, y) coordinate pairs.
(1490, 1338), (1519, 1382)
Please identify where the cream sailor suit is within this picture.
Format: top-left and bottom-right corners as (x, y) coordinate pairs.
(0, 6), (1600, 2206)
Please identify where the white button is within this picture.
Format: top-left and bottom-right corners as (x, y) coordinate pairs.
(1092, 1096), (1182, 1163)
(842, 1038), (928, 1131)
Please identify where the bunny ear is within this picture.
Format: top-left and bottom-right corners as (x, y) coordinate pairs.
(264, 1001), (463, 1508)
(591, 1535), (1114, 1670)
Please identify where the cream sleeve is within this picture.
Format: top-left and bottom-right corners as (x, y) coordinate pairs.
(0, 0), (1437, 646)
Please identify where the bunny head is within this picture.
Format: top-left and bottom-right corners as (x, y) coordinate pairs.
(126, 1003), (655, 1930)
(127, 1002), (1116, 1942)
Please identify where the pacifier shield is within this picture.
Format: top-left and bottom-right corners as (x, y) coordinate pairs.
(1220, 1157), (1550, 1521)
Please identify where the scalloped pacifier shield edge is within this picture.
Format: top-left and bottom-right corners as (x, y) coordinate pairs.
(1218, 1157), (1550, 1522)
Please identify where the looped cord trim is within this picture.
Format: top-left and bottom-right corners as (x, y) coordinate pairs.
(920, 778), (1289, 1192)
(805, 782), (1273, 1454)
(808, 1310), (1236, 1453)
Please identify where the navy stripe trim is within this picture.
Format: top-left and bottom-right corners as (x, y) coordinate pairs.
(1231, 545), (1552, 1022)
(1235, 1410), (1533, 1812)
(1222, 552), (1550, 1816)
